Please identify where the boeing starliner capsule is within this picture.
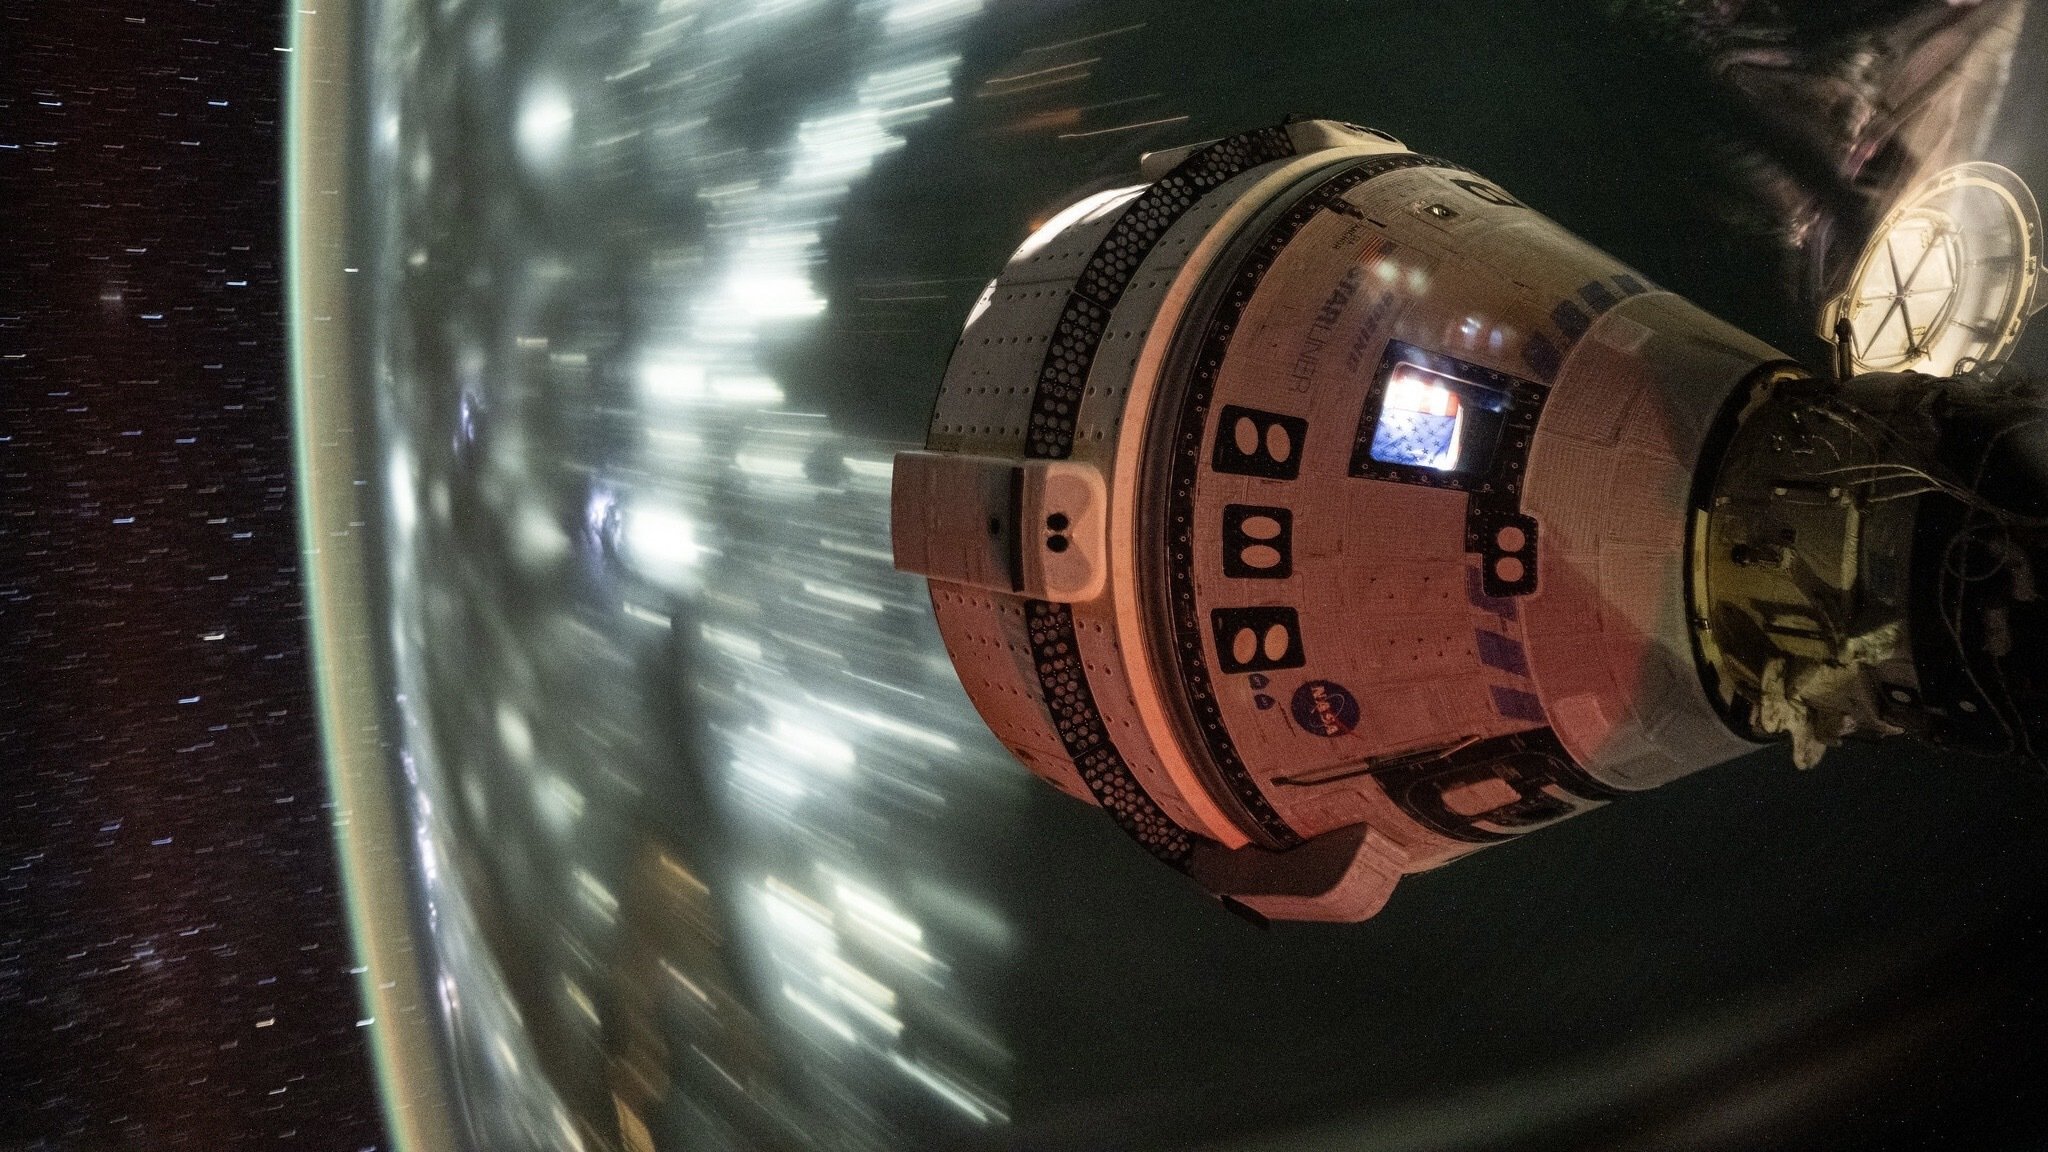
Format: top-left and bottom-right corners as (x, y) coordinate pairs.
(891, 119), (2046, 922)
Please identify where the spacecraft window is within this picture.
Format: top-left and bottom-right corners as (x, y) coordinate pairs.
(1366, 360), (1512, 475)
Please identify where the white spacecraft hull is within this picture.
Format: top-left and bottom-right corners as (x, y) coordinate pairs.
(896, 121), (1825, 920)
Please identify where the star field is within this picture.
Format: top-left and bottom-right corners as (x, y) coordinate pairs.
(3, 2), (383, 1146)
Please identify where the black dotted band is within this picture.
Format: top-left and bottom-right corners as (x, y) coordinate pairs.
(1024, 126), (1297, 460)
(1024, 599), (1193, 866)
(1017, 128), (1301, 867)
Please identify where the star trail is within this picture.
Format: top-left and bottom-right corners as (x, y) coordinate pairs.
(3, 3), (382, 1147)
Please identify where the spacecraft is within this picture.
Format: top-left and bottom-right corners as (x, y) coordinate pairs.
(891, 119), (2045, 923)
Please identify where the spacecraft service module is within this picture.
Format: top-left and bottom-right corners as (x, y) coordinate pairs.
(892, 119), (2047, 923)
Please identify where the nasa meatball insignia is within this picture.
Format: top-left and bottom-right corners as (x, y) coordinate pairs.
(1290, 680), (1359, 737)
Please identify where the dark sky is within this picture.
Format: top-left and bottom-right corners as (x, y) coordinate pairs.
(3, 2), (383, 1147)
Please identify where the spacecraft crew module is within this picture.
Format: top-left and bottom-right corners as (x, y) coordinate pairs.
(891, 119), (2046, 922)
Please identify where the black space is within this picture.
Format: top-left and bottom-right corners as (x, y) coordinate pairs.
(3, 3), (383, 1148)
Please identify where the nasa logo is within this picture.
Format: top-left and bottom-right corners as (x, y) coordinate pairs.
(1290, 680), (1359, 738)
